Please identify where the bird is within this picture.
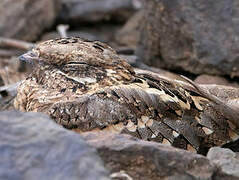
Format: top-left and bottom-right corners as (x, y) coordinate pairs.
(14, 37), (239, 153)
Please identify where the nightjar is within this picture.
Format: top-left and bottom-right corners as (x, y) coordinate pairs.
(14, 37), (239, 153)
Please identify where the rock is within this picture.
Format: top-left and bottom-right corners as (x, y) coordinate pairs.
(115, 10), (143, 48)
(0, 0), (60, 41)
(59, 0), (142, 23)
(200, 84), (239, 100)
(137, 0), (239, 77)
(41, 24), (120, 44)
(82, 132), (217, 180)
(0, 111), (109, 180)
(207, 147), (239, 180)
(195, 75), (239, 88)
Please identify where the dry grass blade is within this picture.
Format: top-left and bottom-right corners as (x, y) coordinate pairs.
(57, 24), (69, 38)
(0, 37), (34, 50)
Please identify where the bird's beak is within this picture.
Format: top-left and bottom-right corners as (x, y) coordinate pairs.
(19, 51), (39, 63)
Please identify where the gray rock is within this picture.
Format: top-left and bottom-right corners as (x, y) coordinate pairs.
(82, 132), (217, 180)
(137, 0), (239, 77)
(59, 0), (142, 23)
(195, 75), (239, 88)
(0, 111), (109, 180)
(207, 147), (239, 179)
(0, 0), (60, 41)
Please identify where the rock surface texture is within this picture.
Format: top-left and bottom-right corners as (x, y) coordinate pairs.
(83, 132), (239, 180)
(59, 0), (142, 23)
(0, 0), (59, 41)
(0, 111), (109, 180)
(207, 147), (239, 180)
(14, 37), (239, 153)
(137, 0), (239, 77)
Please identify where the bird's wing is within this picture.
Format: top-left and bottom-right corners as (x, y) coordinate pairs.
(48, 74), (235, 152)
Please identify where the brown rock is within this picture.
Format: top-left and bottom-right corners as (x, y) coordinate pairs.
(82, 132), (217, 180)
(115, 10), (144, 48)
(0, 0), (60, 41)
(137, 0), (239, 77)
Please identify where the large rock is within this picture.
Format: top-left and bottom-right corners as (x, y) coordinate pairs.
(59, 0), (142, 23)
(82, 132), (217, 180)
(137, 0), (239, 77)
(0, 0), (59, 41)
(207, 147), (239, 180)
(0, 111), (109, 180)
(115, 10), (144, 48)
(195, 75), (239, 88)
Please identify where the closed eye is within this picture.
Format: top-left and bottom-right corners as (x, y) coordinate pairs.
(92, 44), (104, 52)
(66, 61), (87, 65)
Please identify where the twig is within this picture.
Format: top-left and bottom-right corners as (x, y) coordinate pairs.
(0, 49), (23, 57)
(0, 37), (34, 50)
(0, 95), (16, 110)
(0, 81), (21, 94)
(57, 24), (69, 38)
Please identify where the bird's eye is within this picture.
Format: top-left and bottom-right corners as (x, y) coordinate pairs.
(66, 61), (87, 65)
(70, 38), (78, 43)
(58, 39), (70, 44)
(92, 44), (104, 52)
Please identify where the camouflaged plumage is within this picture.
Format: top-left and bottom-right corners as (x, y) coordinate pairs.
(14, 37), (239, 153)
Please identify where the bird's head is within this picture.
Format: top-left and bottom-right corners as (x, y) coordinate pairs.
(19, 37), (134, 73)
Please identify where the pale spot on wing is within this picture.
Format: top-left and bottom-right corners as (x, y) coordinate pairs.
(173, 131), (180, 138)
(141, 116), (149, 123)
(138, 119), (146, 128)
(126, 120), (137, 132)
(191, 96), (208, 111)
(145, 88), (165, 96)
(158, 113), (163, 118)
(179, 99), (191, 110)
(202, 127), (214, 135)
(146, 119), (154, 127)
(162, 138), (171, 145)
(187, 144), (197, 153)
(195, 116), (201, 123)
(112, 122), (125, 132)
(175, 110), (182, 116)
(117, 71), (131, 80)
(159, 94), (179, 103)
(229, 130), (239, 141)
(106, 69), (116, 74)
(151, 134), (156, 138)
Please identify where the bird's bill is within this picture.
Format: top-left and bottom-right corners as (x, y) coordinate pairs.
(19, 51), (39, 63)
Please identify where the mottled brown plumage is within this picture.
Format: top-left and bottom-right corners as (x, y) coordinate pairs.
(14, 37), (239, 153)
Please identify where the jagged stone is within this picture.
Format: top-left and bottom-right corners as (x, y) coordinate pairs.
(82, 132), (217, 180)
(0, 111), (109, 180)
(0, 0), (60, 41)
(137, 0), (239, 77)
